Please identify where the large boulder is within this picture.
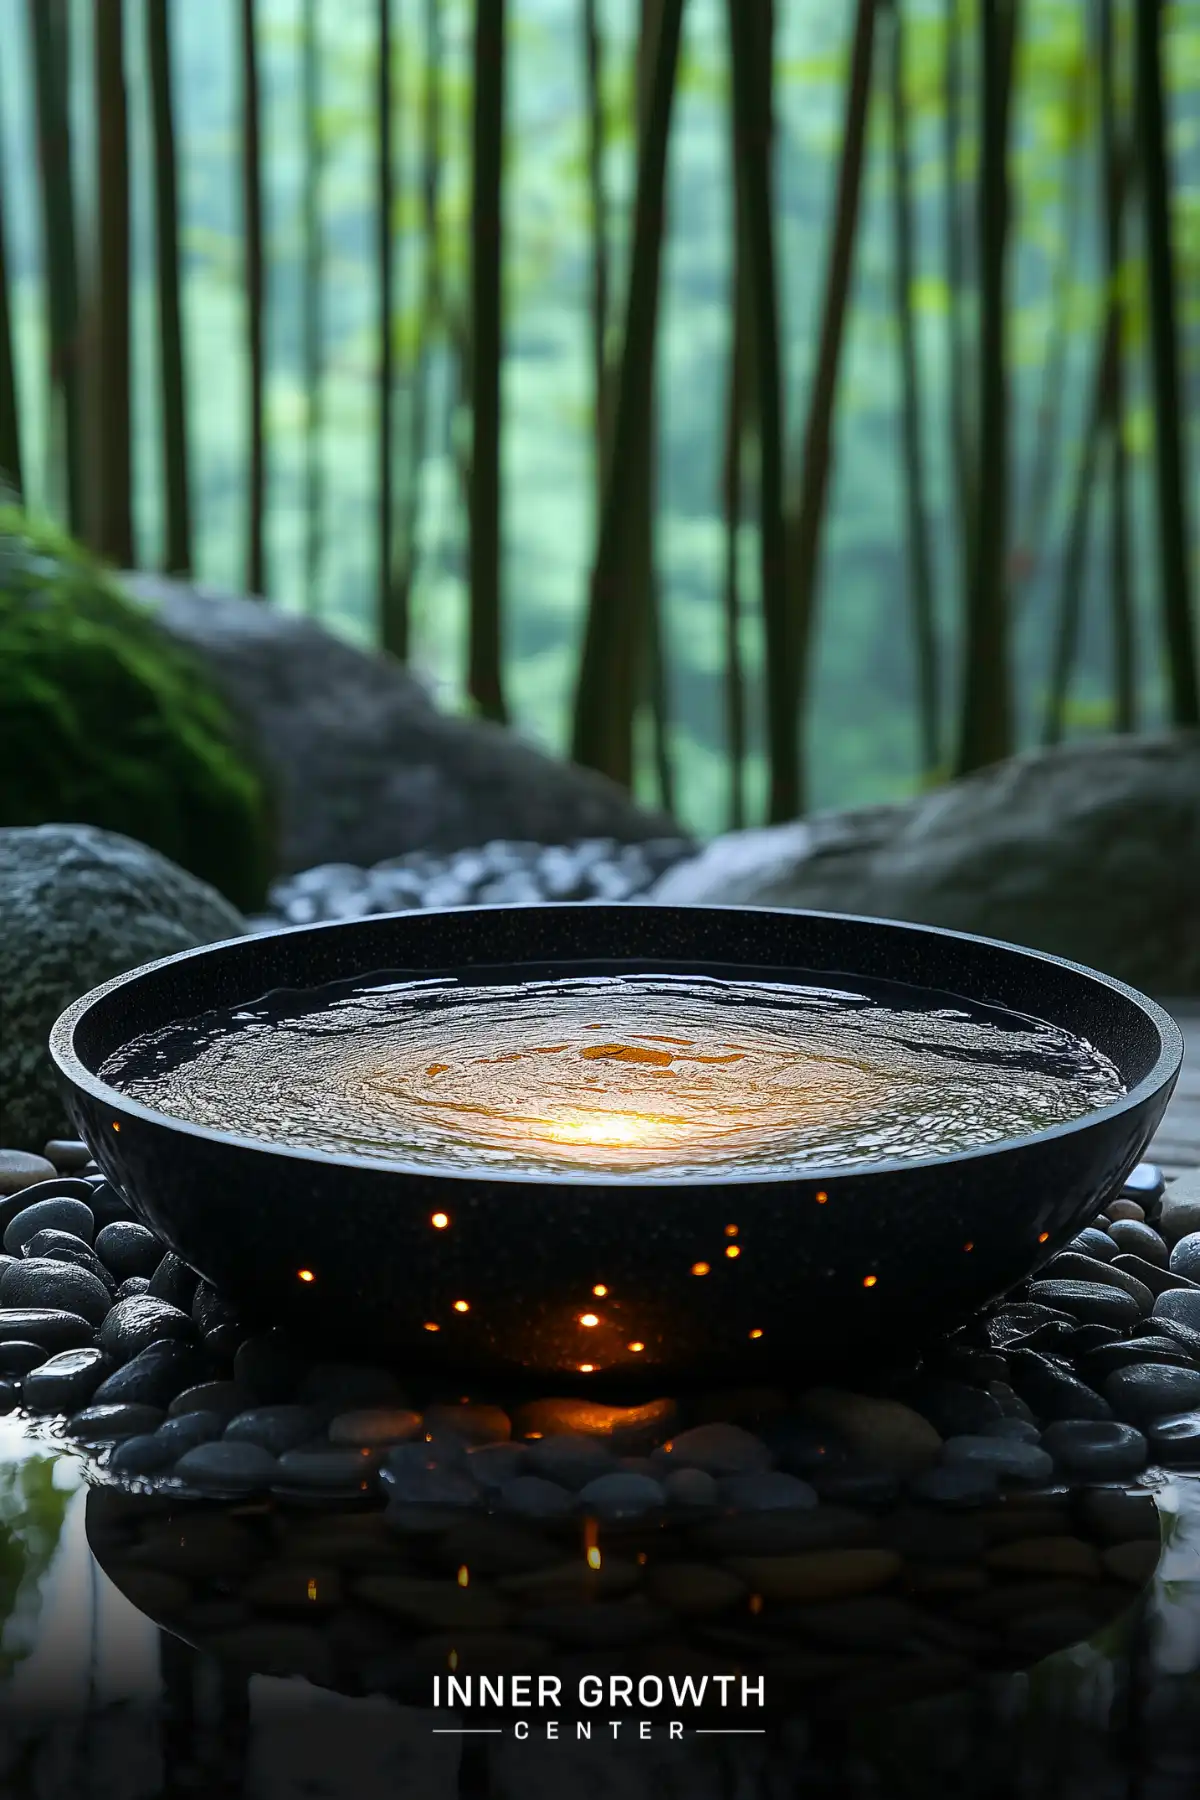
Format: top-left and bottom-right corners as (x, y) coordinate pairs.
(127, 577), (684, 875)
(651, 733), (1200, 993)
(0, 824), (245, 1149)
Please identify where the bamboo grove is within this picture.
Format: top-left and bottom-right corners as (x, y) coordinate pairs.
(0, 0), (1195, 828)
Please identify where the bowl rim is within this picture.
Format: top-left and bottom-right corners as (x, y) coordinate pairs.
(48, 902), (1184, 1190)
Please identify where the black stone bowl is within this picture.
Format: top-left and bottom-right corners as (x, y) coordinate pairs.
(50, 905), (1182, 1384)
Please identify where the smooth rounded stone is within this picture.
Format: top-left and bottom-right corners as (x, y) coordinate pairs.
(1007, 1349), (1113, 1422)
(758, 1417), (852, 1479)
(813, 1464), (902, 1508)
(466, 1443), (529, 1489)
(907, 1463), (999, 1507)
(986, 1303), (1074, 1346)
(653, 1422), (772, 1477)
(22, 1229), (116, 1294)
(1062, 1323), (1124, 1357)
(796, 1390), (942, 1476)
(897, 1377), (1003, 1438)
(147, 1253), (198, 1311)
(1103, 1361), (1200, 1423)
(91, 1339), (207, 1410)
(727, 1548), (901, 1604)
(717, 1471), (818, 1513)
(296, 1362), (403, 1410)
(83, 1181), (137, 1230)
(1170, 1232), (1200, 1282)
(1159, 1175), (1200, 1248)
(0, 1309), (96, 1353)
(174, 1439), (280, 1496)
(1078, 1484), (1160, 1542)
(0, 1256), (113, 1327)
(1026, 1279), (1143, 1327)
(1111, 1254), (1198, 1299)
(109, 1433), (175, 1477)
(3, 1197), (95, 1256)
(1039, 1254), (1153, 1312)
(645, 1563), (746, 1617)
(70, 1402), (165, 1443)
(512, 1396), (677, 1454)
(0, 1378), (17, 1413)
(232, 1329), (305, 1403)
(224, 1405), (325, 1456)
(191, 1283), (243, 1356)
(380, 1451), (480, 1515)
(153, 1409), (228, 1456)
(693, 1503), (876, 1557)
(424, 1401), (511, 1446)
(116, 1277), (150, 1301)
(526, 1433), (617, 1489)
(1106, 1220), (1168, 1267)
(984, 1535), (1102, 1581)
(1040, 1419), (1148, 1479)
(497, 1475), (573, 1521)
(0, 1340), (47, 1376)
(22, 1345), (108, 1411)
(169, 1380), (253, 1420)
(43, 1139), (91, 1172)
(1107, 1199), (1147, 1225)
(94, 1222), (162, 1281)
(0, 1179), (99, 1237)
(575, 1471), (666, 1521)
(663, 1467), (719, 1509)
(1147, 1411), (1200, 1468)
(1152, 1289), (1200, 1332)
(1067, 1228), (1117, 1263)
(1102, 1540), (1161, 1585)
(328, 1407), (423, 1448)
(979, 1417), (1042, 1443)
(1080, 1336), (1197, 1380)
(100, 1296), (195, 1364)
(0, 1150), (58, 1195)
(1006, 1318), (1074, 1353)
(940, 1435), (1055, 1484)
(1123, 1162), (1165, 1200)
(274, 1448), (378, 1494)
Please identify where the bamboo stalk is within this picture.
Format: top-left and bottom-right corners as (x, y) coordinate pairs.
(886, 0), (939, 776)
(583, 0), (611, 482)
(570, 0), (684, 786)
(240, 0), (266, 597)
(376, 0), (395, 648)
(720, 168), (748, 830)
(0, 93), (24, 498)
(1134, 0), (1196, 724)
(467, 0), (507, 722)
(28, 0), (83, 531)
(781, 0), (877, 821)
(301, 0), (323, 613)
(943, 0), (974, 596)
(1098, 0), (1134, 731)
(953, 0), (1016, 776)
(146, 0), (191, 572)
(93, 0), (133, 565)
(726, 0), (784, 823)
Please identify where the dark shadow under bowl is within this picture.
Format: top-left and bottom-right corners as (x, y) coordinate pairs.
(50, 905), (1182, 1383)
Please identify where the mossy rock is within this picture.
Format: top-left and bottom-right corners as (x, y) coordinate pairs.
(0, 509), (274, 909)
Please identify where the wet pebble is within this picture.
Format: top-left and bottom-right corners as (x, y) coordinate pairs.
(22, 1229), (115, 1294)
(274, 1448), (378, 1494)
(662, 1467), (719, 1509)
(0, 1256), (112, 1326)
(0, 1309), (96, 1353)
(979, 1417), (1041, 1443)
(70, 1402), (165, 1443)
(1040, 1254), (1152, 1312)
(100, 1296), (195, 1364)
(1169, 1232), (1200, 1281)
(116, 1277), (150, 1301)
(576, 1471), (666, 1520)
(1007, 1349), (1112, 1422)
(1066, 1228), (1116, 1263)
(83, 1181), (136, 1230)
(899, 1377), (1003, 1437)
(1079, 1336), (1197, 1380)
(1148, 1411), (1200, 1468)
(1152, 1290), (1200, 1332)
(153, 1409), (228, 1456)
(940, 1435), (1055, 1484)
(797, 1391), (941, 1476)
(908, 1463), (999, 1506)
(653, 1422), (772, 1477)
(0, 1340), (46, 1376)
(1103, 1361), (1200, 1422)
(147, 1253), (199, 1312)
(169, 1380), (253, 1420)
(224, 1405), (325, 1455)
(512, 1396), (677, 1453)
(94, 1222), (161, 1281)
(1039, 1420), (1148, 1478)
(1106, 1199), (1147, 1225)
(3, 1196), (94, 1255)
(1107, 1220), (1168, 1266)
(174, 1439), (281, 1496)
(719, 1471), (817, 1512)
(1111, 1253), (1198, 1298)
(91, 1339), (207, 1409)
(466, 1443), (529, 1489)
(43, 1140), (91, 1172)
(191, 1283), (244, 1357)
(497, 1475), (573, 1521)
(328, 1407), (423, 1448)
(109, 1433), (175, 1477)
(1026, 1280), (1143, 1327)
(22, 1345), (108, 1411)
(526, 1434), (616, 1489)
(0, 1151), (58, 1195)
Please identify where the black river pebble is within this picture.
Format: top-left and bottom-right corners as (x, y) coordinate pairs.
(0, 1309), (95, 1352)
(99, 1296), (196, 1364)
(1066, 1228), (1117, 1263)
(108, 1434), (174, 1476)
(91, 1338), (208, 1409)
(3, 1197), (95, 1256)
(117, 1277), (151, 1300)
(1112, 1253), (1198, 1298)
(1007, 1348), (1113, 1421)
(95, 1222), (164, 1281)
(192, 1282), (245, 1357)
(0, 1179), (96, 1239)
(69, 1402), (165, 1443)
(1148, 1411), (1200, 1468)
(147, 1253), (199, 1311)
(1103, 1362), (1200, 1422)
(1038, 1419), (1148, 1477)
(84, 1181), (137, 1230)
(23, 1346), (109, 1411)
(0, 1340), (45, 1375)
(899, 1376), (1003, 1436)
(22, 1229), (117, 1294)
(0, 1256), (113, 1326)
(1107, 1220), (1169, 1266)
(1026, 1279), (1144, 1327)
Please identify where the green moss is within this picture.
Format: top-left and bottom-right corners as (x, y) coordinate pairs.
(0, 508), (274, 909)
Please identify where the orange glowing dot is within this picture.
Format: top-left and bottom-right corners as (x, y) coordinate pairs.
(749, 1328), (763, 1340)
(963, 1241), (974, 1252)
(112, 1122), (121, 1132)
(725, 1224), (739, 1238)
(863, 1274), (878, 1288)
(307, 1578), (318, 1601)
(448, 1649), (459, 1672)
(580, 1313), (600, 1328)
(592, 1284), (608, 1297)
(636, 1551), (648, 1566)
(457, 1565), (469, 1588)
(726, 1245), (741, 1259)
(431, 1212), (449, 1229)
(526, 1431), (543, 1440)
(815, 1190), (827, 1204)
(424, 1321), (440, 1332)
(749, 1594), (763, 1616)
(691, 1261), (711, 1277)
(1038, 1231), (1049, 1243)
(453, 1300), (470, 1313)
(586, 1546), (602, 1571)
(628, 1341), (645, 1353)
(297, 1269), (315, 1283)
(579, 1363), (595, 1373)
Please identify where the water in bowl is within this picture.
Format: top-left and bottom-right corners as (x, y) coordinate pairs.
(99, 969), (1126, 1176)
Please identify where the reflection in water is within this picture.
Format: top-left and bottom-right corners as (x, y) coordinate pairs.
(100, 972), (1125, 1174)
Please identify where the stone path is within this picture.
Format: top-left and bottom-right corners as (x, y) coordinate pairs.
(1151, 1001), (1200, 1176)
